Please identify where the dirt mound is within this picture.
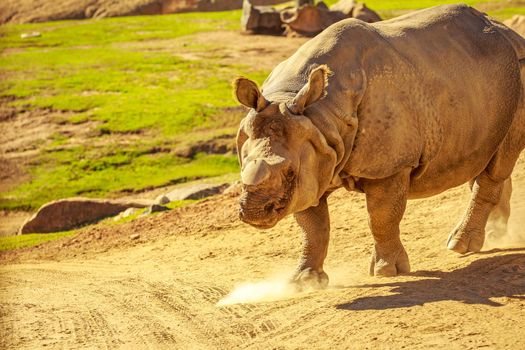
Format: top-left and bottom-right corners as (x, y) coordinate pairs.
(0, 0), (243, 25)
(1, 154), (524, 348)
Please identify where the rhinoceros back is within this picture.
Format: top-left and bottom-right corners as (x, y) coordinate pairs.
(366, 4), (523, 195)
(262, 4), (524, 196)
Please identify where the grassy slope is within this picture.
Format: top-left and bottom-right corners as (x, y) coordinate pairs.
(0, 11), (266, 210)
(0, 2), (522, 211)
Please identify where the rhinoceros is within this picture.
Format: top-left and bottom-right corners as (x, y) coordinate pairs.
(233, 4), (525, 288)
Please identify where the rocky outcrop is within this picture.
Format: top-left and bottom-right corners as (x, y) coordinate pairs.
(281, 0), (381, 36)
(19, 198), (152, 234)
(0, 0), (244, 25)
(330, 0), (381, 23)
(281, 2), (343, 36)
(242, 0), (284, 34)
(242, 0), (381, 37)
(505, 15), (525, 38)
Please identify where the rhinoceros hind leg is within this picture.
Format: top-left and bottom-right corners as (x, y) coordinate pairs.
(447, 221), (485, 254)
(448, 156), (520, 254)
(362, 169), (412, 277)
(447, 172), (509, 253)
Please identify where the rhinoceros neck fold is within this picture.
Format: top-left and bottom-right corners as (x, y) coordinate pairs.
(305, 103), (358, 193)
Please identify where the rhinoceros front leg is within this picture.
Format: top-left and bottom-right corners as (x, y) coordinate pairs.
(293, 194), (330, 290)
(362, 169), (411, 277)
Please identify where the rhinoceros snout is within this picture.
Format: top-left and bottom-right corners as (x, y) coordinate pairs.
(238, 192), (288, 229)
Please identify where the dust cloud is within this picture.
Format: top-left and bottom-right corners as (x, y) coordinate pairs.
(216, 276), (298, 306)
(216, 267), (368, 306)
(483, 205), (525, 250)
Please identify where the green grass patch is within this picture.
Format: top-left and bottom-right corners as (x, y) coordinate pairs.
(0, 46), (262, 135)
(165, 199), (199, 210)
(0, 152), (239, 210)
(0, 11), (241, 50)
(0, 10), (265, 210)
(0, 231), (76, 252)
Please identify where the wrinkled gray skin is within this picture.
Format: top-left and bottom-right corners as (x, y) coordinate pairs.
(233, 4), (525, 289)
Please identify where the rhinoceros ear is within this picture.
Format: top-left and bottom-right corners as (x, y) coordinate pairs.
(233, 77), (269, 112)
(288, 65), (331, 115)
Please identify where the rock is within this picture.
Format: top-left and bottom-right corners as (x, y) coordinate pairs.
(19, 198), (152, 234)
(281, 3), (345, 37)
(165, 183), (229, 201)
(505, 15), (525, 38)
(144, 204), (170, 215)
(155, 194), (170, 205)
(20, 32), (41, 38)
(242, 0), (283, 34)
(130, 233), (140, 240)
(281, 0), (381, 37)
(113, 207), (139, 221)
(330, 0), (381, 23)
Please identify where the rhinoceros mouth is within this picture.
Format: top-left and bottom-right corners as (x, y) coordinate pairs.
(238, 192), (291, 228)
(238, 172), (295, 228)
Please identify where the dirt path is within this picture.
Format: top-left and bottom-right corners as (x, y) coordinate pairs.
(1, 155), (524, 349)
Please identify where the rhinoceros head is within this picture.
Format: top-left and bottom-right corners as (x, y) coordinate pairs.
(233, 66), (336, 229)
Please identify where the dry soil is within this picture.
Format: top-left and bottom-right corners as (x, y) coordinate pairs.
(1, 29), (525, 350)
(0, 155), (524, 349)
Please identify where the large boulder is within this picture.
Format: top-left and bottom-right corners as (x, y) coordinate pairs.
(330, 0), (381, 23)
(281, 0), (381, 37)
(242, 0), (284, 34)
(281, 3), (345, 36)
(505, 15), (525, 38)
(19, 198), (151, 234)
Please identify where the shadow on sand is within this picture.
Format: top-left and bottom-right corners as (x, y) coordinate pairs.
(337, 251), (525, 311)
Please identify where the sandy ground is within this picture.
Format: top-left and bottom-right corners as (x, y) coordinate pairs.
(0, 153), (524, 349)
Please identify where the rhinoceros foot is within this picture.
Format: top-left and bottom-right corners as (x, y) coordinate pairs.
(369, 243), (410, 277)
(447, 225), (484, 254)
(292, 268), (329, 291)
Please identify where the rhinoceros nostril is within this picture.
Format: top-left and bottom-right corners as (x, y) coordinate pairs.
(285, 168), (295, 182)
(264, 202), (275, 213)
